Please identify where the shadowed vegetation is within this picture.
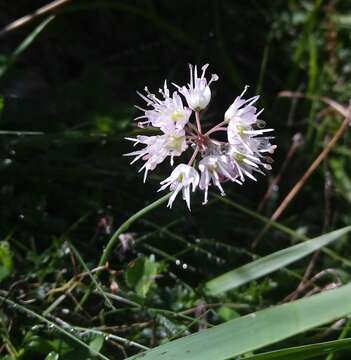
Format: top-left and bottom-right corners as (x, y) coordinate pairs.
(1, 1), (351, 359)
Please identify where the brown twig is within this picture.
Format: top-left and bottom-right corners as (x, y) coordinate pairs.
(283, 252), (322, 302)
(279, 91), (349, 117)
(270, 111), (350, 221)
(45, 265), (107, 296)
(283, 268), (341, 302)
(287, 137), (334, 299)
(0, 0), (71, 37)
(109, 341), (127, 358)
(254, 98), (351, 245)
(256, 132), (303, 213)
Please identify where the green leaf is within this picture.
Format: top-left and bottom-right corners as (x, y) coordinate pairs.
(45, 352), (60, 360)
(125, 255), (158, 297)
(216, 306), (240, 322)
(245, 338), (351, 360)
(60, 333), (104, 359)
(0, 96), (3, 115)
(126, 283), (351, 360)
(204, 225), (351, 296)
(0, 16), (54, 78)
(24, 336), (55, 354)
(0, 296), (109, 360)
(334, 14), (351, 28)
(0, 241), (13, 282)
(89, 334), (105, 355)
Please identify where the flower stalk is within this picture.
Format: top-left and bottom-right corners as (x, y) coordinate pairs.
(77, 193), (171, 308)
(98, 193), (171, 267)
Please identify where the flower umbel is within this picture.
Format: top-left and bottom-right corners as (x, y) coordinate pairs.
(125, 65), (276, 209)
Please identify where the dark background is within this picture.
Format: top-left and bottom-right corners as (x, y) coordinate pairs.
(1, 1), (351, 359)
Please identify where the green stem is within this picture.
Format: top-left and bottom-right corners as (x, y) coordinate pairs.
(76, 193), (171, 310)
(98, 193), (171, 267)
(74, 327), (149, 351)
(0, 296), (110, 360)
(326, 319), (351, 360)
(68, 241), (116, 311)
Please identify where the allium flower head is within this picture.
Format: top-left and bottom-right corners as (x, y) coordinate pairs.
(125, 65), (276, 209)
(174, 64), (218, 111)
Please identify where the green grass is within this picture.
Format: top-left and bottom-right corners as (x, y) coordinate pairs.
(1, 1), (351, 359)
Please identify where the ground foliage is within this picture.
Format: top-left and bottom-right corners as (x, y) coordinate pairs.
(1, 0), (351, 359)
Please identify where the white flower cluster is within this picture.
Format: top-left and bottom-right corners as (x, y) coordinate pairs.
(125, 64), (276, 210)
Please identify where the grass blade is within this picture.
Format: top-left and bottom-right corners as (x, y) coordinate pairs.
(244, 338), (351, 360)
(204, 225), (351, 296)
(126, 283), (351, 360)
(215, 194), (351, 268)
(0, 296), (110, 360)
(0, 16), (54, 78)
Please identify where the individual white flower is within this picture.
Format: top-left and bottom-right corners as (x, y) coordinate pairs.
(158, 164), (199, 210)
(227, 139), (275, 182)
(124, 131), (187, 182)
(174, 64), (218, 111)
(224, 86), (259, 122)
(198, 155), (240, 204)
(225, 86), (273, 154)
(135, 81), (191, 133)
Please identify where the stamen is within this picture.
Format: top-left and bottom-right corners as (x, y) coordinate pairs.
(239, 85), (250, 98)
(201, 64), (209, 79)
(189, 64), (194, 88)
